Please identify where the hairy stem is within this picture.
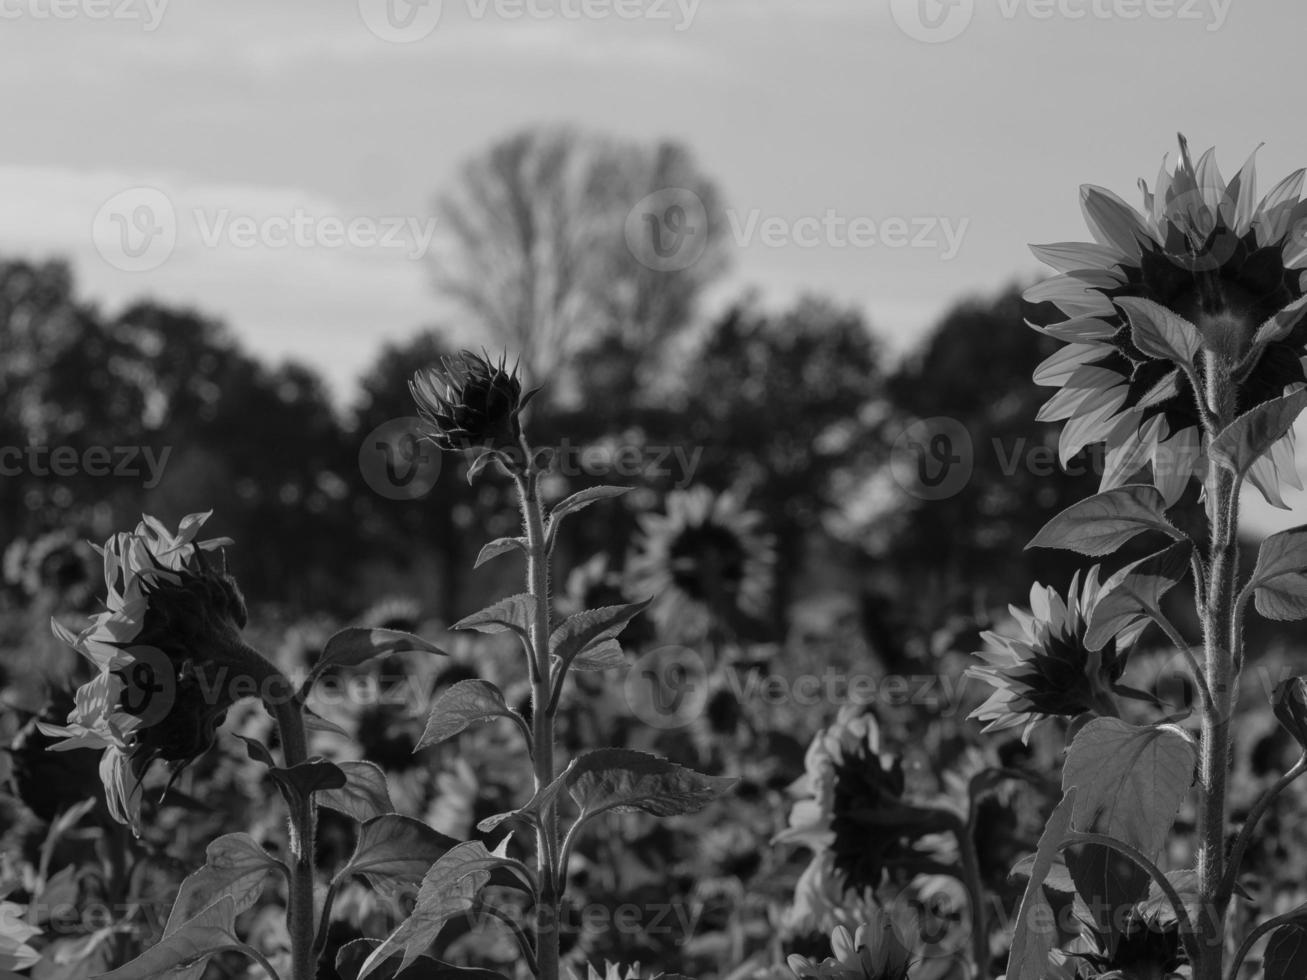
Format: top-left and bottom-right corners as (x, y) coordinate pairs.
(1195, 358), (1241, 980)
(518, 465), (561, 980)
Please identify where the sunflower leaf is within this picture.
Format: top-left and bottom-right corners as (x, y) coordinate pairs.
(310, 628), (446, 686)
(1209, 387), (1307, 478)
(317, 761), (395, 822)
(338, 940), (511, 980)
(1061, 720), (1197, 954)
(548, 485), (631, 527)
(473, 536), (526, 569)
(1027, 484), (1184, 556)
(416, 680), (528, 750)
(452, 594), (535, 640)
(269, 760), (348, 808)
(565, 748), (737, 823)
(355, 842), (530, 980)
(1246, 524), (1307, 621)
(333, 815), (461, 893)
(1007, 790), (1077, 980)
(163, 835), (286, 939)
(550, 599), (651, 676)
(1116, 297), (1202, 369)
(1265, 925), (1307, 980)
(1084, 540), (1193, 651)
(98, 895), (248, 980)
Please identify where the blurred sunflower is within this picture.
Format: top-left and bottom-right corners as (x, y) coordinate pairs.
(628, 486), (774, 643)
(39, 513), (248, 834)
(776, 709), (955, 934)
(966, 568), (1135, 742)
(1027, 134), (1307, 505)
(787, 911), (914, 980)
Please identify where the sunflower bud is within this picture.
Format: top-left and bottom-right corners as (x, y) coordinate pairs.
(409, 350), (527, 454)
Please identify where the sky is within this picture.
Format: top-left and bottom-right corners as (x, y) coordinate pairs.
(3, 0), (1307, 533)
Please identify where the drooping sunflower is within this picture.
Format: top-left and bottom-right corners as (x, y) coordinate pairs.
(966, 568), (1136, 743)
(776, 708), (956, 935)
(627, 486), (774, 643)
(1027, 134), (1307, 505)
(39, 512), (247, 834)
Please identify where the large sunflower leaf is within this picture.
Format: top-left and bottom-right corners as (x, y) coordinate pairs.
(1084, 540), (1192, 651)
(1026, 484), (1184, 556)
(1209, 387), (1307, 477)
(1245, 524), (1307, 621)
(1061, 720), (1197, 951)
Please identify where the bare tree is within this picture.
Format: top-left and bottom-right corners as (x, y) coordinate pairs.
(432, 126), (729, 396)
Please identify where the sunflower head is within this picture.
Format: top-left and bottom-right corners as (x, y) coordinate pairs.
(966, 568), (1130, 742)
(1074, 909), (1187, 980)
(787, 911), (914, 980)
(1027, 134), (1307, 506)
(40, 512), (247, 833)
(628, 486), (774, 642)
(778, 709), (954, 910)
(409, 349), (527, 454)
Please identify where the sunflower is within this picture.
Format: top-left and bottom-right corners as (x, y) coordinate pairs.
(627, 486), (774, 643)
(966, 567), (1136, 742)
(787, 911), (915, 980)
(1027, 134), (1307, 506)
(409, 349), (530, 455)
(39, 512), (246, 834)
(776, 708), (956, 936)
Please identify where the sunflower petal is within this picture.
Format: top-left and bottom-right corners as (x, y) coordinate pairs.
(1080, 184), (1154, 259)
(1030, 242), (1126, 274)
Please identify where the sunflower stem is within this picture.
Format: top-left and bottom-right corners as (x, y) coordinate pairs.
(1194, 355), (1242, 980)
(516, 456), (561, 980)
(231, 641), (316, 980)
